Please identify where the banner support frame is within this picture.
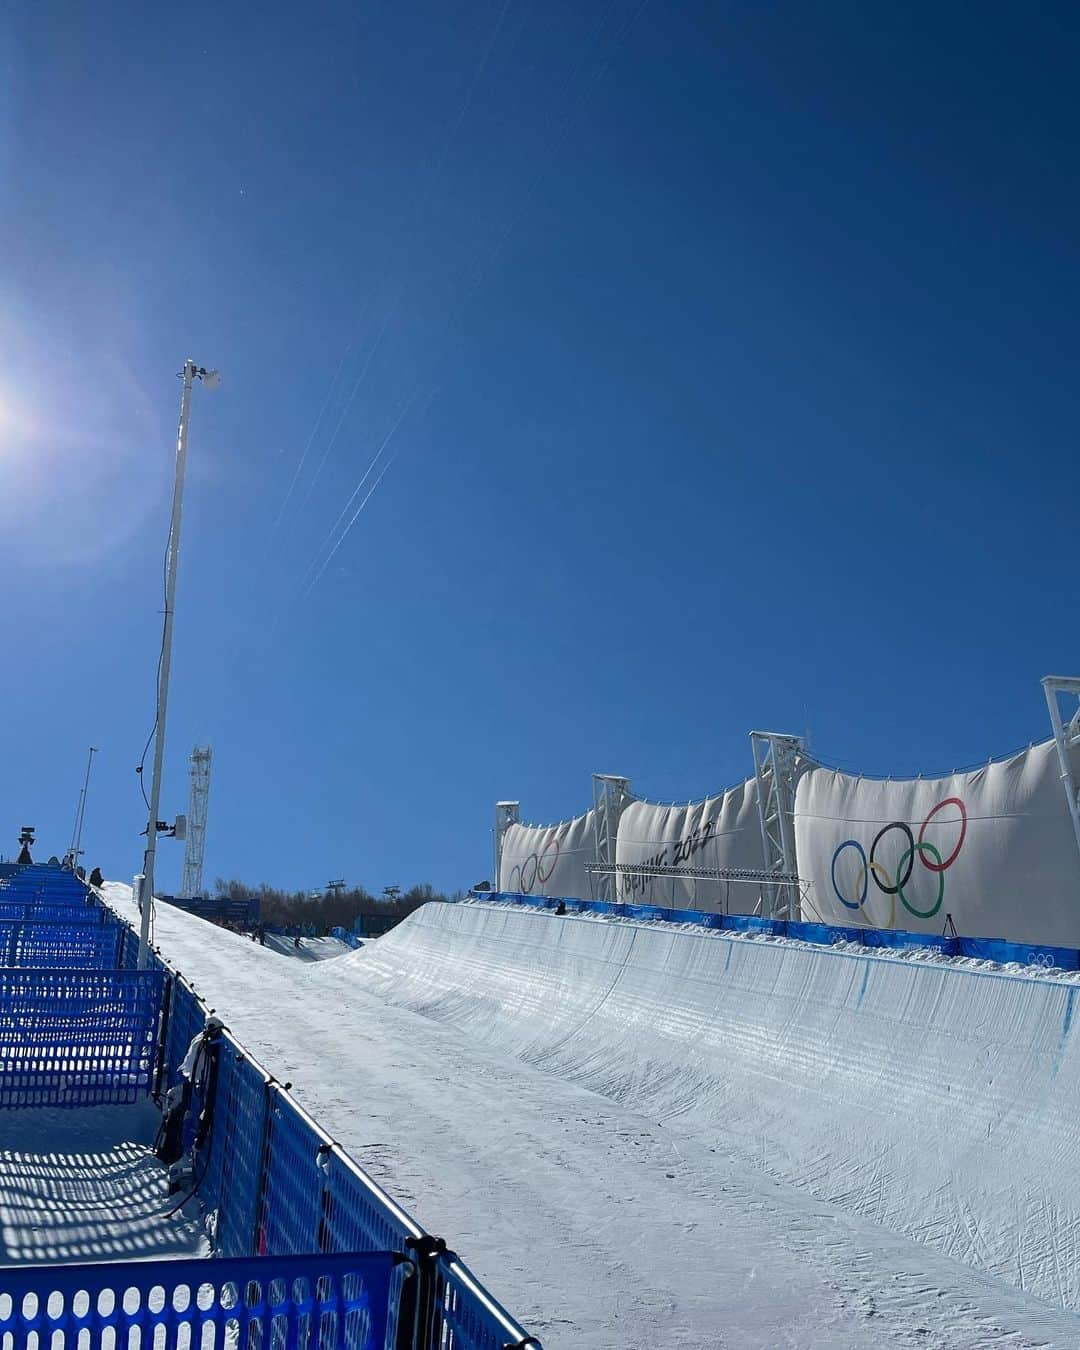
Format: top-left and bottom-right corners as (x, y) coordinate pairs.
(592, 775), (632, 903)
(1042, 676), (1080, 878)
(750, 732), (803, 920)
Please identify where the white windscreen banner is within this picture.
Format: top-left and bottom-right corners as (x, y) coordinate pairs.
(498, 811), (597, 899)
(794, 739), (1080, 946)
(614, 780), (763, 912)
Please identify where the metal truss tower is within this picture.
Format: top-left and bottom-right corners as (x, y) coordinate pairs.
(592, 774), (632, 902)
(494, 801), (520, 889)
(180, 745), (213, 899)
(1042, 677), (1080, 874)
(750, 732), (803, 920)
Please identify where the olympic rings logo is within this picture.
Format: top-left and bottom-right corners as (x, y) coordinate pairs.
(507, 836), (561, 894)
(831, 797), (967, 925)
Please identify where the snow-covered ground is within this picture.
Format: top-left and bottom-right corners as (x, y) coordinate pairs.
(262, 932), (352, 962)
(0, 1100), (207, 1265)
(104, 884), (1080, 1348)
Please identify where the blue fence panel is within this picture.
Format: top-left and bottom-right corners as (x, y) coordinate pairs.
(672, 907), (723, 927)
(117, 924), (138, 971)
(0, 968), (164, 1107)
(786, 920), (867, 947)
(430, 1256), (540, 1350)
(0, 881), (91, 898)
(261, 1096), (326, 1257)
(0, 901), (112, 925)
(0, 1251), (405, 1350)
(200, 1043), (271, 1257)
(323, 1152), (415, 1255)
(0, 878), (94, 903)
(957, 936), (1080, 969)
(42, 905), (114, 925)
(722, 914), (785, 937)
(860, 927), (955, 954)
(321, 1154), (419, 1350)
(622, 904), (668, 922)
(162, 976), (208, 1089)
(0, 921), (123, 969)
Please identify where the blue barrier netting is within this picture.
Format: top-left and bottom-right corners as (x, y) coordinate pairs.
(0, 921), (123, 969)
(0, 968), (164, 1107)
(430, 1257), (543, 1350)
(0, 903), (111, 925)
(0, 1251), (408, 1350)
(469, 890), (1080, 971)
(0, 871), (95, 902)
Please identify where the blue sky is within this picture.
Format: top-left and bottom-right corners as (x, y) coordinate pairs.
(1, 2), (1077, 892)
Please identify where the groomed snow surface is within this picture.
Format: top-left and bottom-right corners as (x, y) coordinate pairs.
(104, 886), (1080, 1348)
(261, 932), (352, 962)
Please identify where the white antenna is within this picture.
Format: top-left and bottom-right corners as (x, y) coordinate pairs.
(68, 746), (98, 863)
(180, 746), (213, 898)
(138, 360), (218, 966)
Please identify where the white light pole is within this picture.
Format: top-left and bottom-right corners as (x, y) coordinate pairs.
(69, 746), (98, 865)
(138, 360), (218, 967)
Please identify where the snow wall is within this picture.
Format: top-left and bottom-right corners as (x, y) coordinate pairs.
(613, 781), (762, 912)
(795, 740), (1080, 945)
(497, 810), (596, 898)
(352, 900), (1080, 1313)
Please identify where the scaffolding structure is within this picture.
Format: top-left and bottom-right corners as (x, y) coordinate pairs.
(180, 746), (212, 899)
(591, 774), (633, 902)
(749, 732), (803, 920)
(1043, 677), (1080, 875)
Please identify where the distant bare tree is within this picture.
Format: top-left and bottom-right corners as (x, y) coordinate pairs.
(213, 877), (452, 930)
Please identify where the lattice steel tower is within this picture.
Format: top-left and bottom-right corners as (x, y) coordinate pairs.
(180, 745), (212, 898)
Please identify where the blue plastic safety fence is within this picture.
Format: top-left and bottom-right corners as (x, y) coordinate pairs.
(160, 975), (207, 1088)
(0, 881), (94, 903)
(0, 902), (113, 925)
(330, 927), (364, 949)
(0, 968), (164, 1107)
(323, 1150), (416, 1255)
(261, 1094), (330, 1257)
(0, 921), (123, 969)
(0, 884), (92, 901)
(0, 872), (90, 888)
(199, 1044), (270, 1258)
(429, 1256), (541, 1350)
(117, 925), (137, 971)
(0, 1250), (409, 1350)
